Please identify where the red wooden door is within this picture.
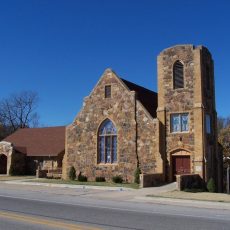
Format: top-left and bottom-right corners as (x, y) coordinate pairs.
(172, 156), (190, 180)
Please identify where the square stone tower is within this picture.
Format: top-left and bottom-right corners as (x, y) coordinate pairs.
(157, 45), (221, 188)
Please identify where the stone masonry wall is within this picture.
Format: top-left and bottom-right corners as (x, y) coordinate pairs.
(136, 101), (162, 174)
(0, 141), (14, 175)
(200, 47), (219, 183)
(157, 45), (219, 185)
(63, 69), (138, 182)
(159, 46), (195, 150)
(158, 45), (197, 181)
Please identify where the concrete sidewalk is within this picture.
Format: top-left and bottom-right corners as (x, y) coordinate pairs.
(4, 179), (135, 191)
(2, 179), (230, 210)
(3, 178), (177, 194)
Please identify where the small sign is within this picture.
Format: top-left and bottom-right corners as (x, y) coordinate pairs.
(195, 166), (202, 172)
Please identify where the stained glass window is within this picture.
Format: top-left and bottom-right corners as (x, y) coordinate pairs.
(105, 137), (111, 163)
(112, 136), (117, 162)
(171, 113), (189, 133)
(98, 119), (117, 163)
(171, 114), (180, 132)
(181, 114), (189, 132)
(99, 137), (105, 162)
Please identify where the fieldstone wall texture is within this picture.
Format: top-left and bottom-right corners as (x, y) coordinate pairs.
(200, 47), (220, 188)
(157, 45), (219, 186)
(0, 141), (14, 175)
(63, 69), (161, 182)
(158, 45), (196, 181)
(136, 101), (162, 174)
(158, 45), (195, 153)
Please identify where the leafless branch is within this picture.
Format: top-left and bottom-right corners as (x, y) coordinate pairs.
(0, 91), (39, 135)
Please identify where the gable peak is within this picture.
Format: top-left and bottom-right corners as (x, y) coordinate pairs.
(103, 68), (117, 76)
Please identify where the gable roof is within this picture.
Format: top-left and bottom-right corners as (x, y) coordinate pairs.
(82, 69), (158, 119)
(3, 126), (65, 157)
(120, 78), (158, 118)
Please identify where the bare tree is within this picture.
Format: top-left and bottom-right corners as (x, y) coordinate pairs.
(219, 126), (230, 158)
(218, 116), (230, 133)
(217, 116), (230, 168)
(0, 91), (39, 135)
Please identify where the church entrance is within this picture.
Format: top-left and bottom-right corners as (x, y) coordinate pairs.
(172, 154), (190, 181)
(0, 154), (7, 174)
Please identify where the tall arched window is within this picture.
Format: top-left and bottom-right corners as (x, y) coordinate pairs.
(98, 119), (117, 163)
(173, 61), (184, 89)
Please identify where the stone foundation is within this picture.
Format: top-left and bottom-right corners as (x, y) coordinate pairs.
(176, 174), (205, 191)
(140, 173), (164, 188)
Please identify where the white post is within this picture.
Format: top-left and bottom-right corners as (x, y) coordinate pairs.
(227, 164), (230, 194)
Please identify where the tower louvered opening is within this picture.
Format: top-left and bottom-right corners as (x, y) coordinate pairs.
(173, 61), (184, 89)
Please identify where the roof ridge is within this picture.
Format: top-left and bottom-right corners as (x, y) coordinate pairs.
(120, 78), (157, 94)
(119, 77), (158, 118)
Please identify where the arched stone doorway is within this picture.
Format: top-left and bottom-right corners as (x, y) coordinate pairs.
(0, 154), (7, 174)
(171, 149), (191, 181)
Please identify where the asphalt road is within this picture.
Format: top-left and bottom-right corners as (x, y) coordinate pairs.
(0, 184), (230, 230)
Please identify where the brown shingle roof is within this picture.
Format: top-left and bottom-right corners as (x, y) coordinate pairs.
(3, 126), (65, 157)
(120, 78), (158, 118)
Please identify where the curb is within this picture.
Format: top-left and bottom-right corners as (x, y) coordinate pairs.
(3, 180), (134, 191)
(134, 196), (230, 210)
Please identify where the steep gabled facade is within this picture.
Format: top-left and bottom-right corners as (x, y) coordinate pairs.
(63, 69), (163, 182)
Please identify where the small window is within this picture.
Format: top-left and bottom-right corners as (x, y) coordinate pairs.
(105, 85), (111, 98)
(171, 113), (189, 133)
(206, 114), (211, 134)
(173, 61), (184, 89)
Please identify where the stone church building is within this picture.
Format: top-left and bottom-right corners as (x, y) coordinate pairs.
(63, 44), (222, 189)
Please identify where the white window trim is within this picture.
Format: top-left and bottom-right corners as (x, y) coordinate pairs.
(170, 113), (189, 133)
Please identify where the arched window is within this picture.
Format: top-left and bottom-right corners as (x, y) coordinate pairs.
(98, 119), (117, 163)
(173, 61), (184, 89)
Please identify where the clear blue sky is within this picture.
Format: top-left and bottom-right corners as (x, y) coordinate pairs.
(0, 0), (229, 126)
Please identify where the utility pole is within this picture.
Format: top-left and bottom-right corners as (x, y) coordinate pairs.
(227, 164), (230, 194)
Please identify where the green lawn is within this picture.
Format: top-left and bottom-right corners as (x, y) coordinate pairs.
(148, 190), (230, 203)
(29, 178), (140, 189)
(0, 176), (36, 181)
